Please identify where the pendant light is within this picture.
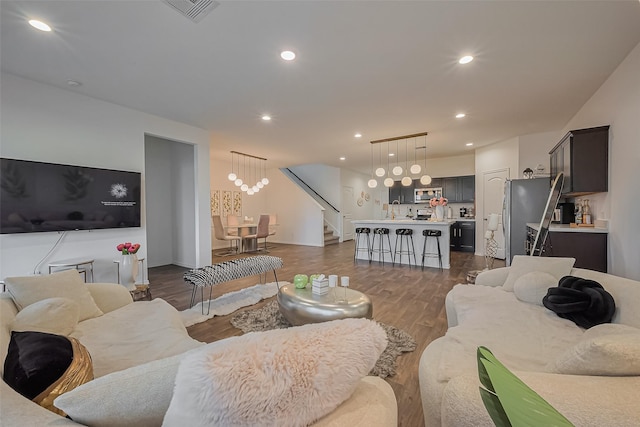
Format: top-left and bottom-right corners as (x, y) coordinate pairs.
(234, 152), (243, 187)
(419, 134), (432, 186)
(261, 158), (269, 186)
(247, 158), (255, 195)
(227, 152), (237, 181)
(375, 143), (385, 177)
(256, 159), (265, 189)
(392, 140), (403, 176)
(410, 137), (421, 174)
(367, 142), (378, 188)
(383, 142), (394, 187)
(401, 138), (412, 186)
(240, 155), (249, 192)
(252, 158), (259, 193)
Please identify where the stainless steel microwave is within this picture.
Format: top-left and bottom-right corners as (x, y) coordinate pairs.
(414, 187), (443, 203)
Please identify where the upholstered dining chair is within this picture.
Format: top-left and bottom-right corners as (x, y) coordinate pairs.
(243, 214), (270, 252)
(212, 215), (241, 256)
(226, 215), (240, 236)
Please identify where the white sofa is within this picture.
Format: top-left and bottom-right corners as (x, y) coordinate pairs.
(419, 261), (640, 427)
(1, 272), (397, 426)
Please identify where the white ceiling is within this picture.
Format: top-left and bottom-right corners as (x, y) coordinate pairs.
(2, 1), (640, 174)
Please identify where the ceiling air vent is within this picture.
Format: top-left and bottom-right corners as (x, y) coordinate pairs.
(163, 0), (220, 23)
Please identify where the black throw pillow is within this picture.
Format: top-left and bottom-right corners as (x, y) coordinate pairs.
(542, 276), (616, 328)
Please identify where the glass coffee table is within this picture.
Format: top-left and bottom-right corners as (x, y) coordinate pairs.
(277, 283), (373, 326)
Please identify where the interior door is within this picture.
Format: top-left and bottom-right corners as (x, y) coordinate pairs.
(342, 186), (354, 241)
(483, 169), (509, 259)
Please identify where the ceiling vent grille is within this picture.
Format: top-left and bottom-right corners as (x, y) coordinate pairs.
(162, 0), (219, 23)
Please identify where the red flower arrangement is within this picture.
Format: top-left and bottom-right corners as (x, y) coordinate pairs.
(117, 242), (141, 255)
(429, 197), (448, 207)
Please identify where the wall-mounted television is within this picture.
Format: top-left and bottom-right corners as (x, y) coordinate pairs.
(1, 158), (141, 234)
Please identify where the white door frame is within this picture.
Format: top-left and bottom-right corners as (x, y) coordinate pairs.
(482, 168), (509, 259)
(342, 186), (355, 241)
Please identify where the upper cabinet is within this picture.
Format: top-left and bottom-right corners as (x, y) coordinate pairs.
(549, 126), (609, 196)
(442, 175), (475, 203)
(389, 180), (415, 204)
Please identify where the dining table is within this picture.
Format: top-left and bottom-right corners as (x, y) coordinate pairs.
(224, 223), (258, 253)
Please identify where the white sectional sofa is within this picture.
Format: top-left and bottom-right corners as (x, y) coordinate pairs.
(419, 258), (640, 426)
(1, 270), (397, 426)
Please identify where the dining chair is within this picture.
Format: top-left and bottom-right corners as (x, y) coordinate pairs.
(226, 215), (239, 236)
(243, 214), (270, 252)
(212, 215), (241, 256)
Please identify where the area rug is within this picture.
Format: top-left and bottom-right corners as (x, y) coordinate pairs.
(230, 300), (417, 378)
(180, 282), (281, 327)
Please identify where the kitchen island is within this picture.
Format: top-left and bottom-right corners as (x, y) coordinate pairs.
(352, 219), (455, 269)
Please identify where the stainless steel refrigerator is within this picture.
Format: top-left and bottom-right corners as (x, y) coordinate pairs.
(502, 178), (550, 265)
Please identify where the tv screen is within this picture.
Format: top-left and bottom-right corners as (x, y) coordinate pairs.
(1, 158), (141, 234)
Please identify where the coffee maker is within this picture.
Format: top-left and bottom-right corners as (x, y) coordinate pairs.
(459, 208), (467, 218)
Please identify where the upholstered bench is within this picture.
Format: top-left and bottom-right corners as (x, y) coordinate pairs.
(183, 255), (283, 314)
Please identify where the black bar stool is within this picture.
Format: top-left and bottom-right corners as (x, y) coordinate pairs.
(354, 227), (372, 262)
(421, 229), (443, 271)
(394, 228), (417, 268)
(370, 228), (393, 265)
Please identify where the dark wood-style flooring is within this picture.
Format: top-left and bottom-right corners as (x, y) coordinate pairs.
(149, 242), (504, 427)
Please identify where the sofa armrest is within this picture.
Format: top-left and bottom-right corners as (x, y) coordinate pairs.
(312, 376), (397, 427)
(86, 283), (133, 314)
(474, 267), (509, 287)
(441, 372), (640, 427)
(1, 380), (81, 426)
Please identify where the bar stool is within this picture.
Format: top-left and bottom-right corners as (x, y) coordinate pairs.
(354, 227), (372, 262)
(394, 228), (417, 268)
(421, 229), (443, 271)
(370, 228), (393, 265)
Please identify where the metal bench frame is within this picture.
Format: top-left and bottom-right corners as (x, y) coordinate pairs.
(183, 255), (283, 315)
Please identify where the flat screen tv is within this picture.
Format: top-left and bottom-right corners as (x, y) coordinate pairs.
(1, 158), (141, 234)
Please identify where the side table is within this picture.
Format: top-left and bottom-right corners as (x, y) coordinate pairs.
(48, 257), (95, 282)
(130, 284), (152, 302)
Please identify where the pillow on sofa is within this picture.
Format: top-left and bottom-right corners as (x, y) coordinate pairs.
(3, 331), (93, 416)
(503, 256), (575, 292)
(162, 318), (388, 427)
(4, 270), (103, 321)
(11, 298), (79, 336)
(513, 271), (557, 306)
(547, 324), (640, 376)
(54, 352), (189, 427)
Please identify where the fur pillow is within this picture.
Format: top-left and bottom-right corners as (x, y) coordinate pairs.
(11, 297), (79, 336)
(513, 271), (557, 306)
(4, 270), (103, 321)
(162, 318), (387, 427)
(503, 256), (575, 292)
(547, 324), (640, 376)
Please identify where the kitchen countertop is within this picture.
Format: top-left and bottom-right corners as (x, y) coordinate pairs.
(354, 219), (455, 225)
(526, 222), (608, 234)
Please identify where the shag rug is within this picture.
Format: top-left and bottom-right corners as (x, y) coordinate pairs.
(231, 300), (417, 378)
(180, 282), (281, 327)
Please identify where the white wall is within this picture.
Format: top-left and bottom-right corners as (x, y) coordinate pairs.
(518, 131), (563, 178)
(561, 41), (640, 280)
(289, 164), (341, 209)
(0, 73), (211, 280)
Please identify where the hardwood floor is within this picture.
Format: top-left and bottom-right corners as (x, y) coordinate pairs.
(149, 242), (504, 427)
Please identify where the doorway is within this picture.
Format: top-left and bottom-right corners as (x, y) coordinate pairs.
(144, 135), (197, 268)
(342, 186), (354, 241)
(482, 168), (509, 259)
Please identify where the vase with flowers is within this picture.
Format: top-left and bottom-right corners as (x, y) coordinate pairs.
(429, 197), (448, 221)
(117, 242), (141, 291)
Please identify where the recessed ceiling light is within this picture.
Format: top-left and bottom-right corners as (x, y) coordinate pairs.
(280, 50), (296, 61)
(458, 55), (474, 64)
(261, 115), (271, 121)
(339, 157), (346, 161)
(67, 80), (82, 87)
(28, 19), (51, 32)
(388, 153), (395, 157)
(466, 142), (474, 147)
(456, 113), (466, 119)
(354, 133), (362, 138)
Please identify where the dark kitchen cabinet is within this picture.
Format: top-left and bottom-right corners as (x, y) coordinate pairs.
(450, 221), (475, 252)
(549, 126), (609, 196)
(389, 180), (414, 204)
(442, 175), (475, 203)
(526, 226), (607, 272)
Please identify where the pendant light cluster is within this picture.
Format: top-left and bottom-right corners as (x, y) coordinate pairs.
(367, 132), (431, 189)
(227, 151), (269, 196)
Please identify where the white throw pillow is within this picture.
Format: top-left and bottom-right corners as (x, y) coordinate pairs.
(11, 297), (79, 336)
(162, 318), (388, 427)
(548, 325), (640, 376)
(4, 269), (103, 321)
(503, 256), (575, 292)
(513, 271), (557, 306)
(54, 352), (190, 427)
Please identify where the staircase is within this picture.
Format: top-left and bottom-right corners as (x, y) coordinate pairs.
(324, 224), (340, 246)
